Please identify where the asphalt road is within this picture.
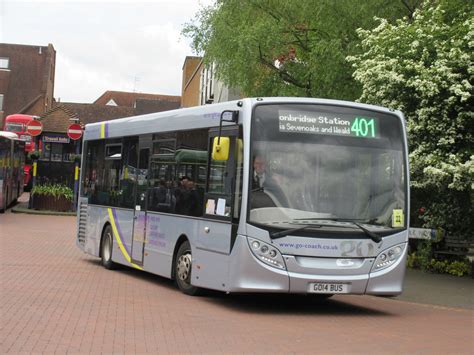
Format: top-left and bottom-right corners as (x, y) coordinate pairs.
(1, 210), (472, 353)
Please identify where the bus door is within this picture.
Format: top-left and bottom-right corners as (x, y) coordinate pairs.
(131, 139), (151, 265)
(197, 127), (240, 255)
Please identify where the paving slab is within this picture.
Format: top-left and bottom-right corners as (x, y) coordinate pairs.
(0, 209), (472, 354)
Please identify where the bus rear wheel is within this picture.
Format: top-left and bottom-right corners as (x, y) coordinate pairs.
(175, 241), (201, 296)
(101, 225), (116, 270)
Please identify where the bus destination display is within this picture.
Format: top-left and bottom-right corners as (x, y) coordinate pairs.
(278, 110), (379, 138)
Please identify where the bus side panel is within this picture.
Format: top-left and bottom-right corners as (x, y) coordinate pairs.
(143, 213), (232, 288)
(84, 206), (135, 268)
(84, 205), (108, 257)
(192, 248), (230, 292)
(143, 213), (191, 278)
(108, 208), (135, 267)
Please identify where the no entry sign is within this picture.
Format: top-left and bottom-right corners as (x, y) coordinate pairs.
(26, 120), (43, 137)
(67, 123), (83, 140)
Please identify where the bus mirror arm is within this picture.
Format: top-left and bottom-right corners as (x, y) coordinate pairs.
(217, 110), (239, 144)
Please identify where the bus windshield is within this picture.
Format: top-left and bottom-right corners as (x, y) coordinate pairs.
(249, 103), (406, 231)
(5, 123), (25, 133)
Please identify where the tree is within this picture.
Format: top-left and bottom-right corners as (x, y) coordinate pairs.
(348, 2), (473, 238)
(183, 0), (419, 100)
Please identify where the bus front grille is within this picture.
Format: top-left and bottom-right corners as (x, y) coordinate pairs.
(77, 201), (88, 246)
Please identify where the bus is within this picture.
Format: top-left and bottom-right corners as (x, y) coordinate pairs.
(3, 114), (37, 189)
(76, 97), (409, 297)
(0, 131), (25, 213)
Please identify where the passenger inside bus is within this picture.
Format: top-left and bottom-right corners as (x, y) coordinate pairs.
(174, 176), (202, 217)
(150, 179), (175, 213)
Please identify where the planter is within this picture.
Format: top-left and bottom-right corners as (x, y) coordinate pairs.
(32, 194), (72, 212)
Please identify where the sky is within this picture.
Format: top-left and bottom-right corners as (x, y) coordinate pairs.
(0, 0), (213, 103)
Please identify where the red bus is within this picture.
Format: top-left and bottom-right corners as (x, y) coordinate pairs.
(0, 131), (25, 212)
(3, 114), (37, 189)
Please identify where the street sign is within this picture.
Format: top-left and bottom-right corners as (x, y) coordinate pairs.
(26, 119), (43, 137)
(67, 123), (83, 140)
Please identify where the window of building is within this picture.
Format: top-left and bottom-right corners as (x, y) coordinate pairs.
(40, 137), (75, 162)
(0, 58), (9, 69)
(0, 94), (4, 111)
(200, 63), (215, 105)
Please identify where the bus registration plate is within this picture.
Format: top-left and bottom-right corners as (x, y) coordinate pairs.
(309, 282), (348, 294)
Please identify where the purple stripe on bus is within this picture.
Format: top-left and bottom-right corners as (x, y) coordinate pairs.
(105, 122), (109, 138)
(112, 208), (131, 255)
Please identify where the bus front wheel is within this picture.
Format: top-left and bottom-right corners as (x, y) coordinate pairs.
(175, 241), (202, 296)
(101, 225), (116, 270)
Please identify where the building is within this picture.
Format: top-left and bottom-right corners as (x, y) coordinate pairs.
(94, 90), (181, 112)
(181, 56), (241, 108)
(0, 43), (56, 127)
(35, 103), (136, 187)
(34, 93), (182, 187)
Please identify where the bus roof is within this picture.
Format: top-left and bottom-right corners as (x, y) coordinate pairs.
(5, 114), (36, 123)
(83, 97), (403, 141)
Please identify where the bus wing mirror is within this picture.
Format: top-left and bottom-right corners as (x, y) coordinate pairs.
(212, 137), (230, 161)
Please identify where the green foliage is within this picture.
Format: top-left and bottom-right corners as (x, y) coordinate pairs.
(417, 240), (433, 272)
(69, 154), (81, 163)
(407, 252), (418, 269)
(348, 2), (474, 239)
(407, 241), (471, 276)
(183, 0), (418, 100)
(28, 151), (40, 160)
(427, 258), (470, 276)
(31, 184), (73, 201)
(445, 260), (470, 277)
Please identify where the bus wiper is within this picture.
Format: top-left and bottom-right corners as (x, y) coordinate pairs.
(293, 218), (382, 243)
(270, 224), (322, 239)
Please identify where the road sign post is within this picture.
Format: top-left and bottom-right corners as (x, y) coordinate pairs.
(68, 123), (83, 211)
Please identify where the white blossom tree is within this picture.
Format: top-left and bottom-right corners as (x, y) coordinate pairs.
(347, 3), (473, 238)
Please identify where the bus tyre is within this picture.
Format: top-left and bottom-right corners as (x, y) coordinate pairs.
(175, 241), (201, 296)
(101, 225), (116, 270)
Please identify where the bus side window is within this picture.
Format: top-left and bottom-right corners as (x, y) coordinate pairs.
(119, 137), (139, 209)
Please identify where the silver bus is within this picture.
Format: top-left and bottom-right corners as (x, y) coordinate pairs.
(76, 97), (409, 296)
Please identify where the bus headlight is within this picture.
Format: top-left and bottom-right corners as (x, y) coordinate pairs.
(373, 243), (406, 271)
(247, 237), (286, 270)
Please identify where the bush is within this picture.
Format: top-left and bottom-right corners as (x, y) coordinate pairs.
(31, 184), (73, 201)
(348, 3), (474, 240)
(445, 261), (470, 277)
(407, 249), (471, 277)
(417, 241), (433, 272)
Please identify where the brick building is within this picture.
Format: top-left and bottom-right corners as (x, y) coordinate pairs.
(0, 43), (56, 127)
(35, 103), (137, 186)
(181, 56), (241, 108)
(94, 90), (181, 112)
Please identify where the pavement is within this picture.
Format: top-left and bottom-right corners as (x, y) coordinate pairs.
(11, 192), (76, 216)
(0, 205), (473, 354)
(7, 193), (474, 310)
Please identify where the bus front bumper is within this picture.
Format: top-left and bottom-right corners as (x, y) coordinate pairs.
(227, 235), (406, 296)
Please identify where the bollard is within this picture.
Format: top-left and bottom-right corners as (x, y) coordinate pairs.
(28, 160), (37, 209)
(72, 163), (79, 212)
